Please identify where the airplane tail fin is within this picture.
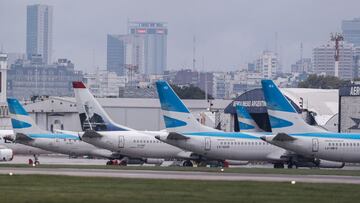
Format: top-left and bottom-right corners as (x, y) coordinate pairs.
(7, 98), (47, 135)
(72, 81), (133, 131)
(235, 104), (263, 132)
(261, 80), (325, 134)
(155, 80), (218, 133)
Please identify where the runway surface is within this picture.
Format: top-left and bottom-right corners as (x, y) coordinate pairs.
(0, 167), (360, 184)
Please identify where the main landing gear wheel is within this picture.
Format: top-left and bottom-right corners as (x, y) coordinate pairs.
(32, 155), (40, 165)
(273, 163), (284, 168)
(183, 160), (193, 167)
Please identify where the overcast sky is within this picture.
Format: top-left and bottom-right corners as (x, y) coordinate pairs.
(1, 0), (359, 72)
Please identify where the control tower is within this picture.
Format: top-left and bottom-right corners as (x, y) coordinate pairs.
(0, 53), (11, 129)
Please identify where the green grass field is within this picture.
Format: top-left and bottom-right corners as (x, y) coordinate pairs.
(2, 163), (360, 176)
(0, 175), (359, 203)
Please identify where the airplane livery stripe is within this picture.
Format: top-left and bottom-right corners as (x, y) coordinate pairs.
(183, 132), (260, 139)
(28, 134), (80, 140)
(290, 133), (360, 140)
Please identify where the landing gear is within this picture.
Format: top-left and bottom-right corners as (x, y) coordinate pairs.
(106, 160), (119, 165)
(273, 163), (284, 168)
(183, 160), (193, 167)
(34, 154), (40, 165)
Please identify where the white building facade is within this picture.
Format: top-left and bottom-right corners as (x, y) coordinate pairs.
(313, 41), (354, 80)
(84, 70), (126, 98)
(256, 51), (278, 79)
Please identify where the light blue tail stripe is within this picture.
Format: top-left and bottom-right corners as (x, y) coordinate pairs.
(163, 115), (187, 128)
(239, 122), (255, 130)
(11, 119), (32, 129)
(268, 116), (293, 128)
(236, 105), (252, 119)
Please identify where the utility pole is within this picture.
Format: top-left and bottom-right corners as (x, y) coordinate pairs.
(331, 33), (344, 77)
(300, 42), (303, 72)
(192, 36), (196, 72)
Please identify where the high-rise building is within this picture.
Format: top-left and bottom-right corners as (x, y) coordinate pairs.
(107, 35), (126, 76)
(291, 58), (312, 74)
(256, 51), (278, 79)
(26, 4), (53, 64)
(128, 22), (167, 75)
(313, 41), (354, 79)
(342, 18), (360, 46)
(107, 34), (145, 76)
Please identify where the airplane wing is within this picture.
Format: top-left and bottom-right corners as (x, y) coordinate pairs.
(272, 133), (297, 141)
(82, 130), (103, 139)
(167, 132), (190, 140)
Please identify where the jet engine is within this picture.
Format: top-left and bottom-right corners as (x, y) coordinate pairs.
(0, 149), (13, 161)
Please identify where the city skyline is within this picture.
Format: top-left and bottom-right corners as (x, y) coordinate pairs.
(1, 0), (360, 72)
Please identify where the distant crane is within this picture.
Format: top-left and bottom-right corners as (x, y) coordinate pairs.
(330, 33), (344, 77)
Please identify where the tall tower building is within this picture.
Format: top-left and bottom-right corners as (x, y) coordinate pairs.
(313, 41), (354, 80)
(107, 35), (126, 76)
(128, 22), (167, 75)
(342, 18), (360, 46)
(107, 34), (145, 76)
(0, 53), (8, 103)
(256, 51), (278, 79)
(0, 53), (11, 129)
(26, 4), (53, 64)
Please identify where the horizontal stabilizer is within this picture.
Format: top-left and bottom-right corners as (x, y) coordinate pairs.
(273, 133), (297, 141)
(15, 133), (33, 142)
(83, 130), (103, 139)
(167, 132), (190, 140)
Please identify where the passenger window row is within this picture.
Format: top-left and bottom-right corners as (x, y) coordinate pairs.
(328, 142), (360, 147)
(133, 140), (162, 144)
(219, 141), (269, 146)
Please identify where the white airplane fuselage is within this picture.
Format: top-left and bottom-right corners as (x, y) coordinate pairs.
(19, 133), (113, 158)
(82, 131), (192, 159)
(268, 133), (360, 163)
(159, 132), (287, 162)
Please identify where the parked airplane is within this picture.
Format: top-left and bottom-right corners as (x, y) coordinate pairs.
(154, 80), (293, 168)
(7, 98), (120, 164)
(73, 81), (199, 166)
(0, 129), (53, 163)
(236, 103), (343, 168)
(260, 79), (350, 166)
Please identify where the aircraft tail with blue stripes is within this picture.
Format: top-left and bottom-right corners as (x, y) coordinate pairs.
(7, 98), (47, 136)
(72, 81), (133, 132)
(155, 80), (218, 133)
(235, 104), (263, 132)
(261, 80), (326, 134)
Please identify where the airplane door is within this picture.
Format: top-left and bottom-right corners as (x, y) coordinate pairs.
(312, 138), (319, 152)
(118, 136), (125, 148)
(205, 137), (211, 151)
